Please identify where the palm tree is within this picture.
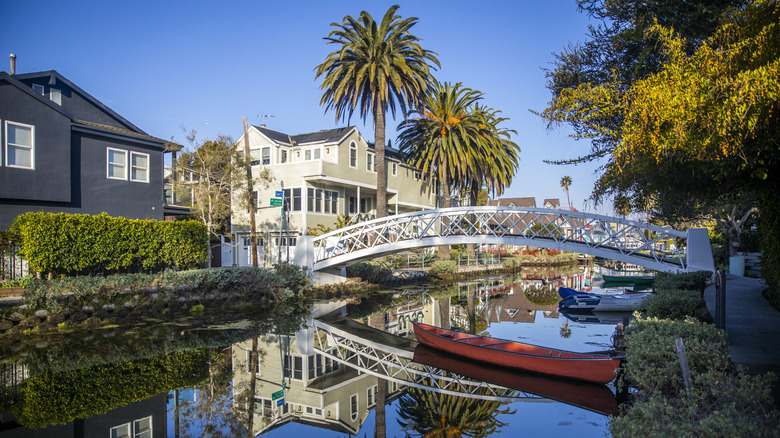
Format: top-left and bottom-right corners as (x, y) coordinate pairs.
(397, 81), (485, 211)
(468, 104), (520, 206)
(315, 5), (439, 218)
(560, 176), (572, 209)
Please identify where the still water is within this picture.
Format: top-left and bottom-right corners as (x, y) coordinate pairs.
(1, 266), (628, 437)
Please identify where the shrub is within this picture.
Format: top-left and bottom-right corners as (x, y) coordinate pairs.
(346, 261), (392, 284)
(621, 316), (730, 396)
(654, 270), (712, 292)
(611, 371), (779, 437)
(13, 212), (207, 276)
(644, 289), (705, 320)
(524, 287), (560, 306)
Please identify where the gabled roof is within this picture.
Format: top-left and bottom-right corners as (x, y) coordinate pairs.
(543, 198), (561, 208)
(12, 70), (148, 135)
(72, 120), (166, 147)
(291, 126), (354, 145)
(254, 126), (293, 145)
(489, 197), (537, 208)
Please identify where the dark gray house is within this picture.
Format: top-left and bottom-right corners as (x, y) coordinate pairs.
(0, 69), (181, 229)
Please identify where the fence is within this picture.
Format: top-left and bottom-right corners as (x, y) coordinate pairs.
(1, 243), (27, 281)
(457, 252), (503, 268)
(388, 252), (435, 271)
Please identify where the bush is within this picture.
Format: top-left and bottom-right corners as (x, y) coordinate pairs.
(611, 371), (779, 437)
(644, 289), (705, 320)
(346, 261), (391, 284)
(13, 212), (207, 276)
(654, 270), (712, 292)
(524, 287), (560, 306)
(429, 261), (457, 280)
(621, 316), (730, 396)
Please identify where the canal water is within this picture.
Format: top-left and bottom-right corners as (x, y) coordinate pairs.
(0, 265), (630, 437)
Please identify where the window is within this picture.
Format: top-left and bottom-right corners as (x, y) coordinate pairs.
(246, 350), (261, 374)
(323, 190), (338, 214)
(280, 149), (288, 163)
(350, 394), (358, 421)
(5, 121), (34, 169)
(32, 84), (44, 95)
(348, 196), (357, 214)
(315, 189), (322, 213)
(349, 141), (357, 168)
(283, 188), (302, 212)
(314, 148), (321, 160)
(110, 416), (152, 438)
(107, 148), (127, 179)
(367, 385), (377, 407)
(284, 355), (303, 380)
(391, 162), (397, 176)
(50, 88), (62, 105)
(305, 149), (311, 161)
(262, 147), (271, 165)
(366, 152), (376, 172)
(130, 152), (149, 182)
(414, 171), (421, 181)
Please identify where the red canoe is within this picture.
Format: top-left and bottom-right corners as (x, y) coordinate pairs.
(412, 322), (621, 384)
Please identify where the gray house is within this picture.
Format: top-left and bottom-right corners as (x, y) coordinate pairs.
(0, 69), (180, 228)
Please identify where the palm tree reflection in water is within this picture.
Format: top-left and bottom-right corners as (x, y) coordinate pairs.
(397, 381), (516, 437)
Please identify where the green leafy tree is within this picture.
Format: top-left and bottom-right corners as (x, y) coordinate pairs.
(315, 5), (440, 219)
(469, 104), (521, 206)
(540, 0), (744, 166)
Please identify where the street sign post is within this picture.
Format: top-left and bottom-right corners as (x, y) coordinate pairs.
(270, 198), (283, 206)
(276, 398), (285, 407)
(272, 389), (284, 400)
(275, 190), (283, 198)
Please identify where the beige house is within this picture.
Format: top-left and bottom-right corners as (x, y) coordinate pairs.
(231, 125), (438, 266)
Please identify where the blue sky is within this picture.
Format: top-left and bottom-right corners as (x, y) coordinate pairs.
(2, 0), (616, 214)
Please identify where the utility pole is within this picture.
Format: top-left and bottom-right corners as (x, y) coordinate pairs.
(243, 117), (259, 267)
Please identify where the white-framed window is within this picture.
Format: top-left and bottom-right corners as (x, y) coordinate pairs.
(350, 394), (358, 421)
(50, 88), (62, 105)
(5, 121), (35, 169)
(32, 84), (44, 95)
(284, 354), (303, 380)
(262, 147), (271, 165)
(314, 148), (321, 160)
(280, 149), (288, 163)
(414, 171), (421, 181)
(246, 350), (262, 374)
(110, 416), (152, 438)
(107, 147), (127, 180)
(283, 188), (302, 212)
(130, 152), (149, 182)
(349, 141), (357, 168)
(366, 152), (376, 172)
(323, 190), (338, 214)
(391, 162), (397, 176)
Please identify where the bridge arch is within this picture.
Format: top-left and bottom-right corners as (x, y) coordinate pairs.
(294, 206), (714, 276)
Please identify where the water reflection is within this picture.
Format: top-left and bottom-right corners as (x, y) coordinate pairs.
(0, 267), (618, 437)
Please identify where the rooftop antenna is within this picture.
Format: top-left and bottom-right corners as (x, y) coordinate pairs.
(256, 113), (277, 128)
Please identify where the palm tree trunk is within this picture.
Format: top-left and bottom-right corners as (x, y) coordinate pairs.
(375, 377), (387, 438)
(375, 106), (387, 219)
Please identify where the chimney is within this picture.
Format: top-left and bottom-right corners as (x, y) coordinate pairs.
(9, 54), (16, 75)
(260, 124), (266, 128)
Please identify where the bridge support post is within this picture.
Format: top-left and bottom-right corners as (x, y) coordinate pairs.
(293, 235), (346, 286)
(686, 228), (716, 273)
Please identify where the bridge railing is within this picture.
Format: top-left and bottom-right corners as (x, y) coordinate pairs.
(310, 207), (689, 271)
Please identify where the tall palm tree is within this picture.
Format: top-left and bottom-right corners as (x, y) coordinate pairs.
(397, 81), (485, 210)
(560, 175), (572, 209)
(315, 5), (439, 218)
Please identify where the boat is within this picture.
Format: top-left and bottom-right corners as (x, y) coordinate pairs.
(558, 291), (653, 312)
(412, 321), (621, 384)
(412, 344), (619, 416)
(558, 286), (593, 299)
(601, 274), (654, 286)
(560, 309), (633, 325)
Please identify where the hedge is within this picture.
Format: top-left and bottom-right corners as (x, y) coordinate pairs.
(12, 212), (207, 276)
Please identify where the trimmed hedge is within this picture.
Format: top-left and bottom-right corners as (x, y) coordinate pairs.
(654, 270), (712, 292)
(644, 289), (705, 320)
(12, 212), (207, 276)
(346, 261), (392, 284)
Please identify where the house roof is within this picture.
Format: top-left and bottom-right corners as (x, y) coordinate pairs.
(489, 197), (537, 208)
(72, 120), (166, 147)
(0, 71), (74, 119)
(291, 126), (354, 145)
(543, 199), (561, 208)
(12, 70), (148, 135)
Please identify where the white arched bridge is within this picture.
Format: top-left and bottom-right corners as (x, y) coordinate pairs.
(294, 206), (714, 283)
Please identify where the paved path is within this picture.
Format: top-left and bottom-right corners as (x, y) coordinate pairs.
(703, 273), (780, 404)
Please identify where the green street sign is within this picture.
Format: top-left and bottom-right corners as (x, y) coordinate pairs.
(270, 198), (283, 206)
(272, 389), (284, 400)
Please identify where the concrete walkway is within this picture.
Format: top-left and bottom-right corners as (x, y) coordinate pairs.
(703, 273), (780, 404)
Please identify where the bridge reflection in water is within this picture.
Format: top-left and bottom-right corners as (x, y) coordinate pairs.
(233, 283), (618, 436)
